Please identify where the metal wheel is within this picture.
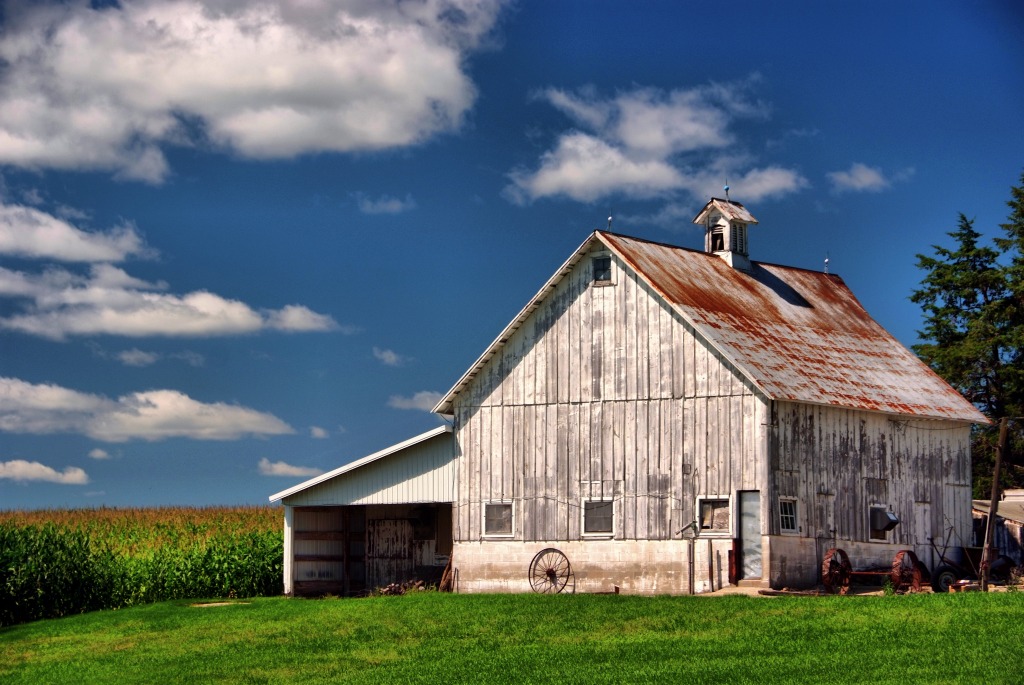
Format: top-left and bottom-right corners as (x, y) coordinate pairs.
(890, 550), (923, 593)
(821, 548), (851, 595)
(528, 548), (575, 594)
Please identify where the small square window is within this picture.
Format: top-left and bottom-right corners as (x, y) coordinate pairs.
(699, 498), (730, 533)
(592, 256), (612, 283)
(583, 500), (613, 535)
(484, 502), (513, 536)
(779, 499), (797, 533)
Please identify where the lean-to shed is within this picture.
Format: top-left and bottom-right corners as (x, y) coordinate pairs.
(269, 425), (454, 596)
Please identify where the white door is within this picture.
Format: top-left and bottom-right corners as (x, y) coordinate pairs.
(739, 491), (762, 579)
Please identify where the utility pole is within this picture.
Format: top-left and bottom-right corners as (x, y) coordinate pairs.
(980, 417), (1009, 591)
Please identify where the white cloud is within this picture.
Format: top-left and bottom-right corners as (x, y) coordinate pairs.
(826, 162), (912, 194)
(0, 0), (505, 181)
(506, 133), (684, 204)
(505, 80), (806, 207)
(0, 202), (150, 262)
(118, 348), (160, 367)
(265, 305), (340, 333)
(88, 448), (111, 460)
(354, 193), (418, 215)
(0, 262), (340, 340)
(373, 347), (408, 367)
(387, 390), (443, 412)
(258, 457), (324, 478)
(0, 376), (294, 442)
(310, 426), (328, 439)
(0, 459), (89, 484)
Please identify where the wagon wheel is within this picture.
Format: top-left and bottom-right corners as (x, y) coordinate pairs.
(821, 548), (851, 595)
(528, 548), (575, 594)
(890, 550), (923, 593)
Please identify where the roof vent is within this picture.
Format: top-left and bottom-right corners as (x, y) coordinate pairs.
(692, 198), (759, 271)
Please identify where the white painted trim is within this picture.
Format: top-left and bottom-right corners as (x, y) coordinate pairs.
(282, 506), (294, 595)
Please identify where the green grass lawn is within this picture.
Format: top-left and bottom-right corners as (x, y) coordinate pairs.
(1, 592), (1022, 684)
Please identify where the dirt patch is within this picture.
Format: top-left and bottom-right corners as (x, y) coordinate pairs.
(189, 601), (251, 608)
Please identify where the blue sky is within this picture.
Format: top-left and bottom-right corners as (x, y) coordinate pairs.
(1, 1), (1021, 510)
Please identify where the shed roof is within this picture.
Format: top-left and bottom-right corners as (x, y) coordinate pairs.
(435, 231), (986, 424)
(973, 490), (1024, 525)
(268, 425), (453, 504)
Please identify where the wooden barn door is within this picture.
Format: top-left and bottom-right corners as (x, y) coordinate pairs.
(367, 519), (414, 589)
(738, 491), (763, 580)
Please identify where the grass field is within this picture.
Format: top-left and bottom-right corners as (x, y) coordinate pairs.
(1, 592), (1022, 684)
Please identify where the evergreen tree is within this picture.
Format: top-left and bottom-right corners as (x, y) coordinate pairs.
(911, 170), (1024, 497)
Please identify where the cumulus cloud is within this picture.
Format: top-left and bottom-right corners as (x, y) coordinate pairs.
(354, 193), (418, 215)
(0, 202), (151, 262)
(0, 459), (89, 484)
(0, 262), (340, 340)
(373, 347), (408, 367)
(0, 0), (506, 182)
(504, 79), (807, 209)
(827, 163), (914, 194)
(506, 133), (684, 204)
(0, 376), (294, 442)
(387, 390), (443, 412)
(87, 448), (111, 460)
(310, 426), (328, 439)
(258, 457), (323, 478)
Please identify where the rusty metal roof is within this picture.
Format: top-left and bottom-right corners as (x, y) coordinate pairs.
(692, 197), (758, 225)
(435, 231), (986, 423)
(601, 232), (987, 423)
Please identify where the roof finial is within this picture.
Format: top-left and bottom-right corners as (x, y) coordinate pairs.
(607, 214), (613, 230)
(724, 181), (730, 202)
(824, 252), (830, 274)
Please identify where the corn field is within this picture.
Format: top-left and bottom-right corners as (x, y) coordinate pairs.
(0, 506), (283, 627)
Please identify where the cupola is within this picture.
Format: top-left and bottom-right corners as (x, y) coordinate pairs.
(692, 196), (759, 271)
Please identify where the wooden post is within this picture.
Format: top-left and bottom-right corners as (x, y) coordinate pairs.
(980, 417), (1009, 591)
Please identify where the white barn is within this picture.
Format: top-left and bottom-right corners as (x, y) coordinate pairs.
(272, 198), (986, 595)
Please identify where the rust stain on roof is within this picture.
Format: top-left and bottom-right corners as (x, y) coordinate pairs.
(601, 232), (986, 423)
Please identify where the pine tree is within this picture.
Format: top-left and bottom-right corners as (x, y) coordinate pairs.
(911, 171), (1024, 497)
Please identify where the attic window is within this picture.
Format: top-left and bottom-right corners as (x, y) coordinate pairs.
(592, 256), (612, 283)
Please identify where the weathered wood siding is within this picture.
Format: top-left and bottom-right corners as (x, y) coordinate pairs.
(770, 401), (972, 563)
(453, 249), (768, 543)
